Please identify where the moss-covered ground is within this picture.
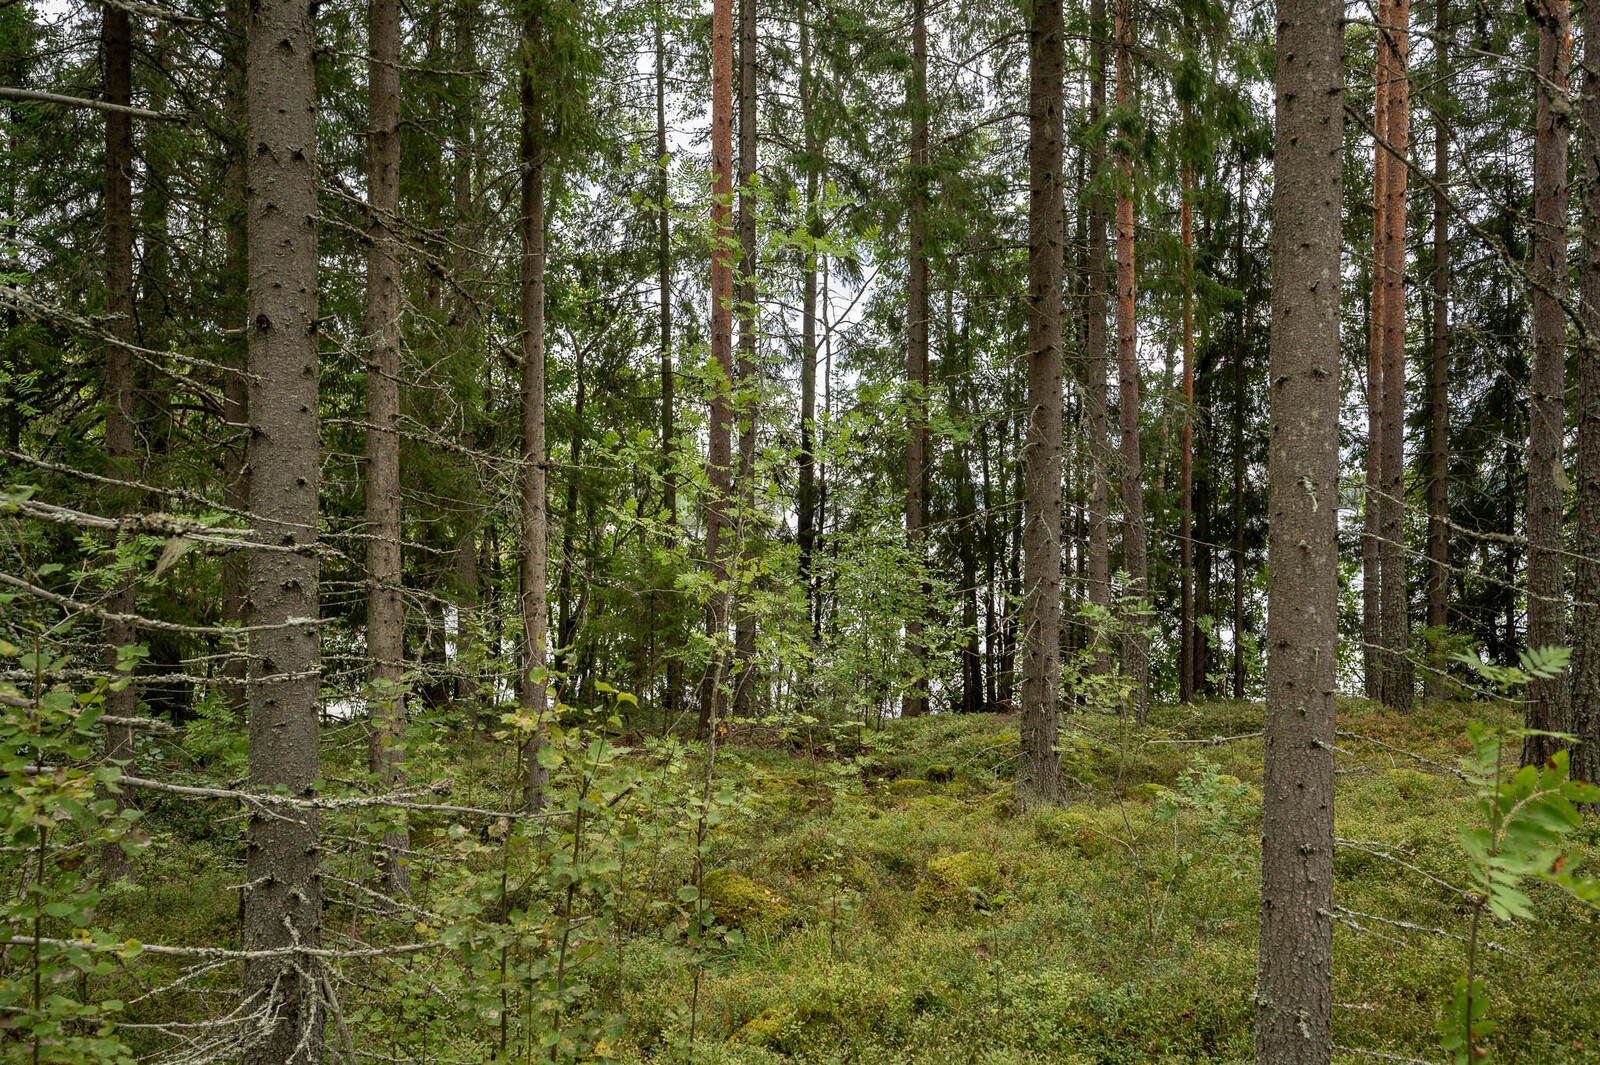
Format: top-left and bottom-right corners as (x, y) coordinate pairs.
(103, 699), (1600, 1065)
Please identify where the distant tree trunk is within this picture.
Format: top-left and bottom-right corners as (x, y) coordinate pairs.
(450, 0), (482, 714)
(1364, 0), (1390, 701)
(1425, 0), (1450, 700)
(1378, 0), (1413, 711)
(700, 0), (735, 738)
(364, 0), (408, 894)
(1525, 0), (1571, 765)
(733, 0), (758, 716)
(797, 0), (819, 637)
(240, 0), (324, 1051)
(655, 0), (682, 721)
(1179, 149), (1196, 705)
(1018, 0), (1064, 808)
(518, 57), (550, 809)
(1254, 0), (1341, 1058)
(902, 0), (930, 719)
(1571, 0), (1600, 784)
(1232, 156), (1248, 701)
(1086, 0), (1112, 677)
(1113, 0), (1149, 718)
(557, 344), (586, 672)
(98, 0), (138, 888)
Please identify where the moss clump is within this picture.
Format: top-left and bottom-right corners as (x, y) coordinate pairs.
(914, 850), (1001, 912)
(925, 764), (954, 783)
(886, 777), (932, 797)
(1032, 808), (1120, 859)
(700, 869), (789, 928)
(1127, 782), (1171, 804)
(1385, 767), (1441, 803)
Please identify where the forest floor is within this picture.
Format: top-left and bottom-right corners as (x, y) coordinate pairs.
(108, 699), (1600, 1065)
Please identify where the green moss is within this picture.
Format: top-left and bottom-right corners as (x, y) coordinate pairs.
(925, 763), (954, 783)
(1128, 782), (1172, 804)
(915, 850), (1001, 912)
(886, 777), (932, 797)
(701, 868), (790, 928)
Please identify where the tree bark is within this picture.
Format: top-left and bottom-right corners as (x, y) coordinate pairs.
(902, 0), (930, 719)
(99, 0), (138, 887)
(1086, 0), (1112, 678)
(655, 0), (682, 721)
(733, 0), (758, 716)
(1113, 0), (1149, 718)
(1425, 0), (1450, 699)
(1571, 0), (1600, 783)
(1179, 149), (1195, 705)
(364, 0), (408, 894)
(221, 0), (250, 717)
(1525, 0), (1571, 765)
(1378, 0), (1413, 710)
(1364, 0), (1390, 702)
(1254, 0), (1341, 1057)
(240, 0), (324, 1052)
(700, 0), (735, 738)
(797, 0), (819, 637)
(518, 58), (550, 809)
(1018, 0), (1064, 809)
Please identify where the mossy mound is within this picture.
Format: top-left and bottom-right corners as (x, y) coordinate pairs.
(701, 868), (789, 928)
(914, 850), (1001, 912)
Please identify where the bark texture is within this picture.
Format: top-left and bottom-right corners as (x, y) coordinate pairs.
(1525, 0), (1571, 765)
(1179, 153), (1195, 706)
(1113, 0), (1149, 717)
(1017, 0), (1064, 809)
(240, 0), (324, 1054)
(518, 54), (550, 809)
(902, 0), (930, 718)
(1086, 0), (1112, 677)
(100, 0), (138, 887)
(1254, 0), (1342, 1058)
(1572, 0), (1600, 784)
(1378, 0), (1413, 710)
(1425, 0), (1450, 697)
(364, 0), (408, 893)
(732, 0), (758, 716)
(1363, 0), (1390, 701)
(700, 0), (735, 737)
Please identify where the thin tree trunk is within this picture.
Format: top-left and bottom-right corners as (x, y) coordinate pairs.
(1570, 0), (1600, 782)
(1425, 0), (1450, 700)
(1525, 0), (1571, 764)
(1018, 0), (1064, 808)
(1179, 149), (1196, 705)
(450, 0), (482, 714)
(364, 0), (408, 894)
(797, 0), (819, 637)
(99, 0), (138, 887)
(1113, 0), (1149, 718)
(1364, 0), (1390, 701)
(1232, 156), (1247, 701)
(240, 0), (323, 1050)
(220, 0), (249, 717)
(733, 0), (758, 716)
(700, 0), (735, 738)
(902, 0), (930, 719)
(655, 0), (682, 722)
(1254, 0), (1341, 1057)
(1378, 0), (1413, 710)
(518, 66), (550, 809)
(1086, 0), (1112, 678)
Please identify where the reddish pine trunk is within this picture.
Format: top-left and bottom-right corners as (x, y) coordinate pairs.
(902, 0), (930, 718)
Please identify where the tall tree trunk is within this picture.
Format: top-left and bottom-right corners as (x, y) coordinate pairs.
(1232, 157), (1248, 701)
(733, 0), (758, 716)
(1086, 0), (1112, 677)
(450, 0), (482, 715)
(700, 0), (735, 738)
(240, 0), (324, 1051)
(1113, 0), (1149, 717)
(1254, 0), (1341, 1057)
(1570, 0), (1600, 783)
(364, 0), (408, 894)
(1425, 0), (1450, 699)
(902, 0), (930, 718)
(1525, 0), (1571, 764)
(99, 0), (138, 887)
(221, 0), (250, 717)
(1018, 0), (1064, 808)
(557, 345), (586, 672)
(655, 0), (681, 722)
(1179, 149), (1196, 705)
(797, 0), (819, 637)
(1378, 0), (1413, 710)
(518, 61), (550, 809)
(1364, 0), (1390, 701)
